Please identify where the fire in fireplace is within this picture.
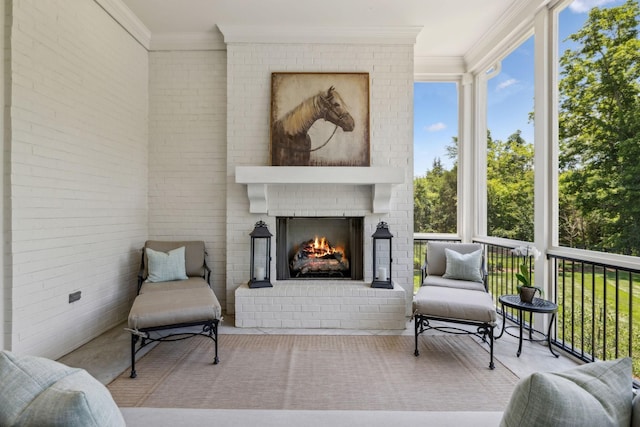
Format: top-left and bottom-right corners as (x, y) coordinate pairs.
(276, 217), (363, 280)
(290, 236), (349, 277)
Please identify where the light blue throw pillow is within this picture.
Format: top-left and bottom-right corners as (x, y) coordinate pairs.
(500, 358), (633, 427)
(0, 350), (125, 427)
(146, 246), (188, 282)
(442, 248), (483, 283)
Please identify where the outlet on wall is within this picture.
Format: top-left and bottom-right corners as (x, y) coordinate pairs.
(69, 291), (81, 303)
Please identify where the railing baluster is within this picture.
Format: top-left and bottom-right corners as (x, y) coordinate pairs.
(580, 261), (585, 359)
(630, 271), (634, 361)
(615, 268), (619, 359)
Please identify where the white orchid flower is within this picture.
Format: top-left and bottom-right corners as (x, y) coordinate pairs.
(511, 245), (528, 256)
(511, 245), (541, 259)
(528, 246), (541, 260)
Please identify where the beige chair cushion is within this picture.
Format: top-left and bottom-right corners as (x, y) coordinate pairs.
(413, 285), (497, 324)
(144, 240), (206, 278)
(128, 286), (222, 330)
(426, 241), (483, 277)
(139, 277), (210, 294)
(423, 275), (486, 292)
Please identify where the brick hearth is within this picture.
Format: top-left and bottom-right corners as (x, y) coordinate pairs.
(235, 281), (406, 329)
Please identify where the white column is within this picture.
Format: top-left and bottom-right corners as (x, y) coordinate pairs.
(458, 74), (474, 241)
(533, 7), (555, 333)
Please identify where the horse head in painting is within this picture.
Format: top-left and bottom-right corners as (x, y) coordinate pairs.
(271, 86), (355, 166)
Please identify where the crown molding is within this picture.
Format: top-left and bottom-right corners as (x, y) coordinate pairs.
(96, 0), (151, 49)
(150, 31), (226, 51)
(464, 0), (550, 73)
(414, 56), (466, 79)
(218, 25), (423, 46)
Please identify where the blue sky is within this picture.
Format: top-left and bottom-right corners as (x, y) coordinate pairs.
(413, 0), (626, 177)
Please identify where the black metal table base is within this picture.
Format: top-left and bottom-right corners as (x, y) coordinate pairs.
(496, 296), (559, 358)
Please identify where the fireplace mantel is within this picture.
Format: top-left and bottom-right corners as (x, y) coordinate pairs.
(235, 166), (404, 214)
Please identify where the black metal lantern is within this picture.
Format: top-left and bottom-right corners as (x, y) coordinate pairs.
(249, 220), (273, 288)
(371, 221), (393, 289)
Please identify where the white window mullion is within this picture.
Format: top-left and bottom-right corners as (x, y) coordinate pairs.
(458, 74), (474, 241)
(473, 70), (490, 239)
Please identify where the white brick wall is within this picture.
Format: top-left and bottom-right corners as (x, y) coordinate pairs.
(8, 0), (148, 358)
(148, 50), (227, 305)
(226, 43), (414, 317)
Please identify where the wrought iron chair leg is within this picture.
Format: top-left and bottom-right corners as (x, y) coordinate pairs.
(414, 315), (421, 357)
(213, 320), (219, 364)
(489, 326), (495, 370)
(130, 334), (139, 378)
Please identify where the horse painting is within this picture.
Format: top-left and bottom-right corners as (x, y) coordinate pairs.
(271, 86), (356, 166)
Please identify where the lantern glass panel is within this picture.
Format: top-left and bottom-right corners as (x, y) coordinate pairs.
(253, 238), (269, 280)
(374, 239), (391, 280)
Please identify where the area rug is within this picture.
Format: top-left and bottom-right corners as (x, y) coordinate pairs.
(108, 334), (519, 411)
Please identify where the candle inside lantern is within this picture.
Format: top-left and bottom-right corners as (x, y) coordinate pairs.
(377, 267), (388, 281)
(256, 266), (265, 281)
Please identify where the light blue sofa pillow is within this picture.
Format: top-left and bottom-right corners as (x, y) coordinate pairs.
(0, 350), (125, 427)
(442, 248), (483, 283)
(500, 358), (633, 427)
(146, 246), (188, 282)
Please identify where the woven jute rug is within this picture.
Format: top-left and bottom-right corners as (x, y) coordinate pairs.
(108, 334), (519, 411)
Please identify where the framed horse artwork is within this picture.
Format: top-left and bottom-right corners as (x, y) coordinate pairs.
(270, 72), (370, 166)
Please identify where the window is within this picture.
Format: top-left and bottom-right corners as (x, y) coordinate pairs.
(413, 82), (458, 234)
(486, 36), (535, 241)
(557, 0), (640, 255)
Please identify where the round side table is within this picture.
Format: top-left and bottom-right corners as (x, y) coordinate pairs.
(496, 294), (559, 358)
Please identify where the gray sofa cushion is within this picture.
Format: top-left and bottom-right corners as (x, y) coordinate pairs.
(413, 285), (497, 324)
(128, 285), (222, 330)
(0, 350), (125, 427)
(139, 276), (211, 294)
(426, 241), (483, 277)
(423, 274), (486, 292)
(500, 357), (633, 427)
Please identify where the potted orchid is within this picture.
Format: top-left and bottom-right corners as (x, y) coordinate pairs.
(511, 245), (543, 303)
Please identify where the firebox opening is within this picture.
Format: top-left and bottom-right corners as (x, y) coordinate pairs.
(276, 217), (363, 280)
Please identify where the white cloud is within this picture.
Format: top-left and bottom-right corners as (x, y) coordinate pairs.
(497, 78), (518, 90)
(569, 0), (616, 13)
(426, 122), (446, 132)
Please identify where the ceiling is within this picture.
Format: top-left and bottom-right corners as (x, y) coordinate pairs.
(120, 0), (520, 57)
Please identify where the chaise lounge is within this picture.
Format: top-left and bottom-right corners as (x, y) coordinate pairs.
(127, 240), (222, 378)
(413, 241), (498, 369)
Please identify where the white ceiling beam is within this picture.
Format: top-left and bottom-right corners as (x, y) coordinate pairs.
(218, 25), (423, 46)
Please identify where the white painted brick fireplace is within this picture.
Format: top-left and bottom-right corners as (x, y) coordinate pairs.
(222, 27), (417, 329)
(234, 166), (407, 329)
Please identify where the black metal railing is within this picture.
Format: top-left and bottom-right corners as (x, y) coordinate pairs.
(414, 235), (640, 381)
(548, 253), (639, 379)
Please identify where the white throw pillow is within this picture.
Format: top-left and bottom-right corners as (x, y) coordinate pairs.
(442, 248), (483, 283)
(146, 246), (188, 282)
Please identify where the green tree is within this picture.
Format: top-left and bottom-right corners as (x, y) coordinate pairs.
(558, 0), (640, 255)
(413, 158), (457, 233)
(487, 130), (534, 241)
(413, 139), (458, 234)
